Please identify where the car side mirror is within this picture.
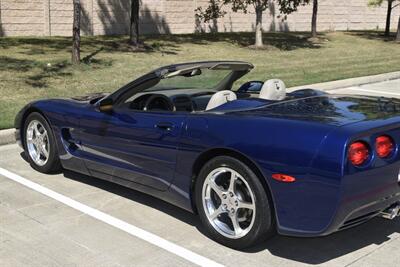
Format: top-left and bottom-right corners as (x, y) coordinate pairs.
(98, 98), (113, 113)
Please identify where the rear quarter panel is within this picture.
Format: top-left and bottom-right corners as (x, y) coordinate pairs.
(174, 113), (343, 235)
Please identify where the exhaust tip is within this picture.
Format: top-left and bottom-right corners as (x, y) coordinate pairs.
(380, 204), (400, 220)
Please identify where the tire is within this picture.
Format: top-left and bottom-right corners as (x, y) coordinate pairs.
(23, 112), (62, 174)
(195, 156), (275, 249)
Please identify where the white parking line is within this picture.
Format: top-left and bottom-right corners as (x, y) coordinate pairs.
(0, 167), (224, 267)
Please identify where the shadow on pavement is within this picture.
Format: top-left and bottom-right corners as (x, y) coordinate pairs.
(62, 169), (200, 228)
(62, 170), (399, 264)
(19, 151), (399, 264)
(249, 217), (399, 264)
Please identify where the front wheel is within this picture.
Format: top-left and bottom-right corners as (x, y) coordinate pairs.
(23, 112), (61, 173)
(195, 156), (275, 249)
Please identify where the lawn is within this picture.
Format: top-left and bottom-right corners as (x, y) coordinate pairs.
(0, 31), (399, 129)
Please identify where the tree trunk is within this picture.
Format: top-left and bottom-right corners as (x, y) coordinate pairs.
(255, 7), (263, 47)
(396, 15), (400, 42)
(311, 0), (318, 37)
(385, 0), (393, 37)
(72, 0), (81, 64)
(129, 0), (140, 46)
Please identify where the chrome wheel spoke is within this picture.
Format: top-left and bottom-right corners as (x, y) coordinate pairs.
(34, 150), (41, 162)
(229, 212), (242, 235)
(209, 205), (225, 221)
(41, 129), (48, 139)
(208, 179), (224, 199)
(228, 172), (237, 193)
(41, 143), (49, 158)
(238, 200), (255, 211)
(27, 131), (34, 142)
(33, 121), (41, 137)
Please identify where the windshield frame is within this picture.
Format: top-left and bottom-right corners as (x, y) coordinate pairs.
(109, 61), (254, 106)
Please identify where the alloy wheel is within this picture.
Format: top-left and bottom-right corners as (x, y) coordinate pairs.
(26, 120), (50, 166)
(202, 167), (256, 239)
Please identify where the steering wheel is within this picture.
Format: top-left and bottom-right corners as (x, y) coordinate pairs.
(143, 94), (175, 112)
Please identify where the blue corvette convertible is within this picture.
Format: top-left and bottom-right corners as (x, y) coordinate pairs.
(15, 61), (400, 249)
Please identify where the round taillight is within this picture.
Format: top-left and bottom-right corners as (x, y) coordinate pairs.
(348, 141), (370, 166)
(376, 135), (394, 158)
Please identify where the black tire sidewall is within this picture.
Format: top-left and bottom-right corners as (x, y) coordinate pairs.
(23, 112), (61, 173)
(195, 156), (275, 249)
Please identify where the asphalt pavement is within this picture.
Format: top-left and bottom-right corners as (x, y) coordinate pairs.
(1, 79), (400, 267)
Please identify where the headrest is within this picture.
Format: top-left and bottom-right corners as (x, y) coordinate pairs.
(259, 79), (286, 100)
(206, 90), (237, 110)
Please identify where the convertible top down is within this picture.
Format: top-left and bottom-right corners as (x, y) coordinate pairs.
(15, 61), (400, 248)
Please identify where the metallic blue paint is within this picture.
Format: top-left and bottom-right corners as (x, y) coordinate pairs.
(15, 64), (400, 238)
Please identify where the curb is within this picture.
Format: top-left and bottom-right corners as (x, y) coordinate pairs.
(0, 71), (399, 146)
(0, 128), (16, 146)
(288, 71), (400, 91)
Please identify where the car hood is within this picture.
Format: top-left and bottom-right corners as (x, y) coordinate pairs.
(236, 95), (400, 127)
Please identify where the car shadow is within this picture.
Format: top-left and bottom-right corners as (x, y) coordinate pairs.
(18, 152), (400, 264)
(62, 169), (200, 228)
(63, 169), (399, 264)
(248, 217), (399, 264)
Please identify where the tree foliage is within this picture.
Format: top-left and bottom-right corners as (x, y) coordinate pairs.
(196, 0), (271, 47)
(276, 0), (318, 37)
(196, 0), (270, 22)
(368, 0), (398, 7)
(276, 0), (310, 14)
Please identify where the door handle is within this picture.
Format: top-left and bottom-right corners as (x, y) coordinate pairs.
(155, 122), (174, 131)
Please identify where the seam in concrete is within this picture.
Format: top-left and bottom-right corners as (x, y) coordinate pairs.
(344, 234), (400, 267)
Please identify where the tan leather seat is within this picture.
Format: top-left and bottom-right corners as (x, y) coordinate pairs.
(206, 90), (237, 110)
(259, 79), (286, 100)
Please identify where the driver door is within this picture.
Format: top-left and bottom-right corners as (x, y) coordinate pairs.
(78, 107), (187, 191)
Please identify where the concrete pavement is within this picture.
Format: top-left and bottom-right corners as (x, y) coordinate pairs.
(289, 71), (400, 91)
(0, 128), (15, 146)
(1, 145), (400, 266)
(330, 78), (400, 98)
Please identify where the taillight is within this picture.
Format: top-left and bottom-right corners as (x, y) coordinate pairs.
(376, 135), (394, 158)
(348, 141), (370, 166)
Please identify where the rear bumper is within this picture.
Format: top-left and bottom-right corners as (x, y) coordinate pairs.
(325, 189), (400, 235)
(278, 182), (400, 237)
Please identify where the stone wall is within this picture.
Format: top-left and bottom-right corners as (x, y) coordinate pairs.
(0, 0), (399, 36)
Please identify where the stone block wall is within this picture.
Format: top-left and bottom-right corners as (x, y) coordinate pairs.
(0, 0), (399, 36)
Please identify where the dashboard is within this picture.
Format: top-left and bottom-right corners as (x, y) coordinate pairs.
(123, 89), (218, 112)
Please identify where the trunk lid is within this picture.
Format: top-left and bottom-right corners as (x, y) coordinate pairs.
(240, 95), (400, 127)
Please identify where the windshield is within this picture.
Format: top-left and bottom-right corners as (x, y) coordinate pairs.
(145, 68), (232, 92)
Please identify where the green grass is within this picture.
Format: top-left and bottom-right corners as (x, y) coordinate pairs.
(0, 31), (399, 129)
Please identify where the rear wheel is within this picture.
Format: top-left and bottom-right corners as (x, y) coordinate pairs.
(195, 156), (274, 249)
(23, 112), (61, 173)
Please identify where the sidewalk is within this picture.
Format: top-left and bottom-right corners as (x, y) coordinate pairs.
(0, 128), (15, 146)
